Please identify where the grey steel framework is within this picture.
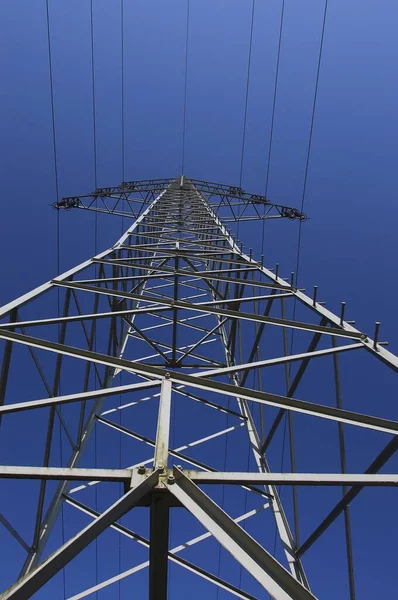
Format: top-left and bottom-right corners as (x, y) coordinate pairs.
(0, 177), (397, 599)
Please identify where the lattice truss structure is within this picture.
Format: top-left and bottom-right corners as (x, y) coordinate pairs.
(0, 178), (397, 599)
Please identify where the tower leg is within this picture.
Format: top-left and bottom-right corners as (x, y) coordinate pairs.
(149, 494), (170, 600)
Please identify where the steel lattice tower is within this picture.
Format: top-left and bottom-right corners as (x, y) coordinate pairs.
(0, 177), (397, 600)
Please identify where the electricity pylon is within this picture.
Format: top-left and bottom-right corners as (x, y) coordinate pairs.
(0, 177), (397, 600)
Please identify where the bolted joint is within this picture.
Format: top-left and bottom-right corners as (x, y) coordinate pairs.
(167, 475), (175, 485)
(138, 465), (146, 475)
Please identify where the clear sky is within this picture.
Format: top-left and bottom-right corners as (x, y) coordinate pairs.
(0, 1), (397, 599)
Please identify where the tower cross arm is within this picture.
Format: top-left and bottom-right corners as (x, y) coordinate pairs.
(52, 177), (307, 222)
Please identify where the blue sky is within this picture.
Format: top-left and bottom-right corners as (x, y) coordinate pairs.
(0, 1), (397, 598)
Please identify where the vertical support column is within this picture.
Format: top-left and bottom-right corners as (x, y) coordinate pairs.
(149, 376), (172, 600)
(153, 376), (172, 470)
(332, 337), (356, 599)
(149, 495), (170, 600)
(171, 242), (179, 367)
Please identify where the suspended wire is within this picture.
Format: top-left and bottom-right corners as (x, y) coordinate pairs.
(290, 0), (329, 360)
(118, 372), (123, 600)
(119, 11), (126, 595)
(90, 0), (98, 191)
(215, 397), (230, 600)
(280, 7), (330, 585)
(262, 0), (285, 257)
(239, 0), (256, 189)
(90, 0), (99, 259)
(264, 0), (285, 199)
(236, 0), (256, 242)
(90, 0), (99, 258)
(238, 370), (255, 591)
(167, 384), (177, 597)
(268, 414), (288, 600)
(181, 0), (190, 175)
(121, 0), (125, 183)
(89, 2), (100, 595)
(121, 0), (126, 238)
(46, 0), (60, 204)
(118, 8), (126, 593)
(216, 327), (237, 599)
(294, 0), (329, 287)
(46, 0), (66, 596)
(46, 0), (61, 276)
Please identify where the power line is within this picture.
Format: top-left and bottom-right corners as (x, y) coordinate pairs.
(236, 0), (256, 240)
(262, 0), (285, 257)
(294, 0), (329, 286)
(181, 0), (190, 175)
(289, 0), (329, 454)
(90, 5), (100, 595)
(46, 0), (61, 283)
(268, 413), (288, 600)
(264, 0), (285, 199)
(239, 0), (256, 189)
(45, 2), (66, 597)
(46, 0), (59, 203)
(90, 0), (99, 279)
(215, 396), (230, 600)
(90, 0), (98, 190)
(121, 0), (125, 182)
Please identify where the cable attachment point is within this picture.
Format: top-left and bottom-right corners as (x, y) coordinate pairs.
(281, 207), (307, 221)
(52, 197), (80, 210)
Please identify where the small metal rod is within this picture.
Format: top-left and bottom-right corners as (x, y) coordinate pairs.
(340, 302), (346, 326)
(0, 511), (30, 553)
(312, 286), (318, 307)
(373, 322), (380, 349)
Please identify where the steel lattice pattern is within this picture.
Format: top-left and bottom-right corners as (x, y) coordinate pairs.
(0, 178), (397, 599)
